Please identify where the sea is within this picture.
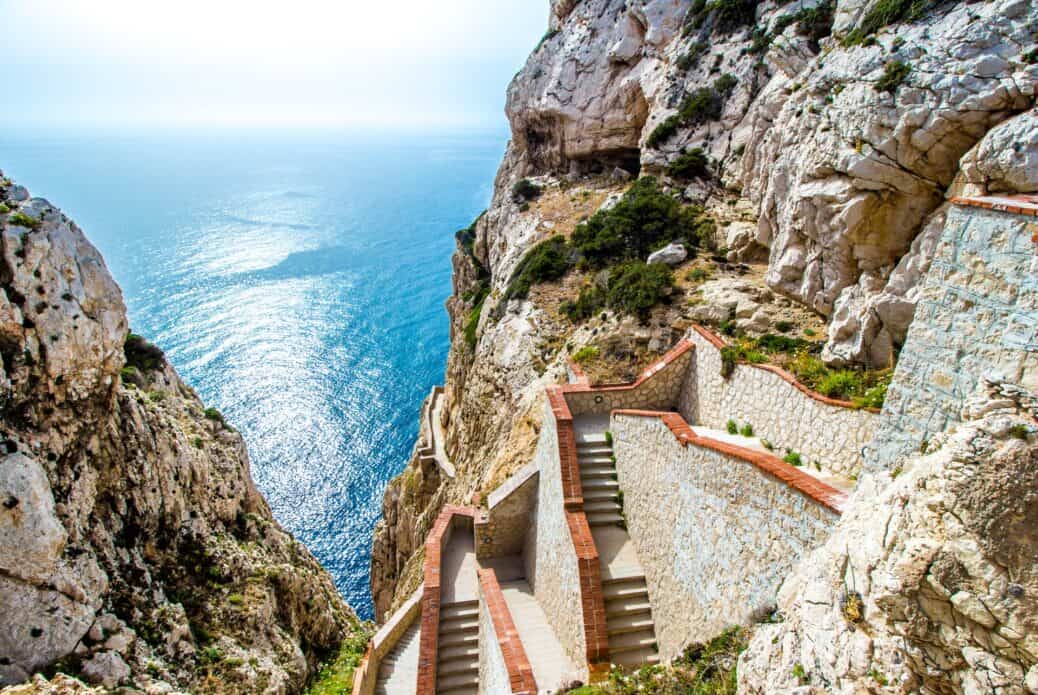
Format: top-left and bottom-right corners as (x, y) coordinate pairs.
(0, 127), (506, 619)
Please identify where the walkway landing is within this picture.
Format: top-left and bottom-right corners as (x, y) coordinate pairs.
(430, 388), (456, 477)
(441, 527), (478, 604)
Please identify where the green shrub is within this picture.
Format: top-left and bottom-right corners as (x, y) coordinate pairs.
(775, 320), (794, 333)
(875, 60), (911, 93)
(647, 77), (736, 148)
(561, 285), (606, 322)
(687, 267), (711, 282)
(120, 365), (144, 388)
(606, 261), (674, 319)
(1023, 48), (1038, 64)
(842, 0), (935, 46)
(572, 346), (600, 364)
(193, 436), (204, 449)
(677, 42), (708, 70)
(124, 333), (165, 372)
(204, 408), (226, 425)
(571, 177), (710, 268)
(816, 370), (864, 399)
(0, 202), (10, 214)
(755, 333), (812, 354)
(646, 115), (683, 149)
(504, 236), (571, 300)
(727, 419), (739, 434)
(740, 423), (754, 437)
(511, 178), (543, 202)
(854, 379), (889, 409)
(604, 431), (613, 446)
(305, 626), (375, 695)
(227, 593), (245, 605)
(666, 147), (710, 180)
(8, 212), (41, 229)
(463, 286), (490, 349)
(719, 340), (767, 377)
(784, 451), (803, 467)
(1009, 424), (1031, 440)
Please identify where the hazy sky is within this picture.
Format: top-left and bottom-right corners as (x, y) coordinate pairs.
(2, 1), (548, 131)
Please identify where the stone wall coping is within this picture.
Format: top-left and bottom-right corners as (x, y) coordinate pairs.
(950, 194), (1038, 218)
(487, 460), (540, 511)
(690, 325), (881, 414)
(612, 409), (847, 514)
(416, 505), (479, 695)
(545, 385), (611, 666)
(422, 385), (445, 450)
(566, 357), (591, 385)
(351, 584), (424, 695)
(478, 568), (539, 694)
(560, 339), (695, 395)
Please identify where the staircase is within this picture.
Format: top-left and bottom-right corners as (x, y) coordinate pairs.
(375, 620), (420, 695)
(577, 435), (623, 527)
(436, 599), (479, 694)
(603, 575), (659, 669)
(576, 426), (659, 669)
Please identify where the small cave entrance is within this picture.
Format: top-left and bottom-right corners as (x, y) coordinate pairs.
(569, 147), (642, 178)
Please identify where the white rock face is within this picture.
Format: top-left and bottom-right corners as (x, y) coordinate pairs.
(739, 382), (1038, 694)
(647, 242), (688, 266)
(956, 109), (1038, 195)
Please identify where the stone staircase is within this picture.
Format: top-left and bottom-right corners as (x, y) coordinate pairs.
(577, 435), (624, 527)
(374, 620), (420, 695)
(436, 599), (479, 694)
(603, 575), (659, 669)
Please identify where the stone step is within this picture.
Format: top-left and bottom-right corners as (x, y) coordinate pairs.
(606, 598), (652, 617)
(437, 643), (479, 663)
(582, 487), (619, 502)
(607, 613), (655, 636)
(602, 579), (649, 602)
(577, 452), (616, 463)
(575, 433), (610, 446)
(437, 657), (478, 676)
(437, 671), (479, 693)
(581, 477), (619, 491)
(584, 500), (621, 514)
(587, 512), (625, 527)
(438, 630), (479, 649)
(440, 601), (479, 620)
(439, 615), (479, 634)
(611, 646), (660, 670)
(578, 465), (617, 479)
(608, 631), (657, 654)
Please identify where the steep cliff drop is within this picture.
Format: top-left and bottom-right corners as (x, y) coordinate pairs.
(0, 174), (361, 693)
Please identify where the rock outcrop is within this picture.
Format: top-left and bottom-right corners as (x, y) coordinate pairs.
(371, 0), (1038, 622)
(0, 174), (359, 693)
(739, 380), (1038, 693)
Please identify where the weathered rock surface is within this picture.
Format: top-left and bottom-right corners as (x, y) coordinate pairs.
(0, 174), (359, 693)
(647, 242), (688, 266)
(739, 380), (1038, 693)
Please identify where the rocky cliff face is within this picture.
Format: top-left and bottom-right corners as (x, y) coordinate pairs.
(0, 175), (359, 693)
(372, 0), (1037, 622)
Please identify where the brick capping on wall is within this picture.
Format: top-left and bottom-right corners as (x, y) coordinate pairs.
(478, 568), (539, 694)
(416, 505), (480, 695)
(689, 325), (881, 413)
(562, 339), (696, 393)
(950, 194), (1038, 218)
(612, 409), (848, 513)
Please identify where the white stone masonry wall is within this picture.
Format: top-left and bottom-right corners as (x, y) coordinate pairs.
(869, 204), (1038, 470)
(680, 331), (876, 478)
(478, 589), (512, 695)
(524, 400), (586, 671)
(612, 414), (839, 660)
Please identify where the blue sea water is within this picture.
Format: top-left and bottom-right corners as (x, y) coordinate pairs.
(0, 128), (506, 619)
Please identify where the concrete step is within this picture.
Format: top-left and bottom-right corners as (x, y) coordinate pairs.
(584, 500), (621, 514)
(587, 512), (625, 527)
(606, 598), (652, 617)
(611, 647), (660, 670)
(607, 613), (655, 636)
(575, 432), (609, 445)
(439, 615), (479, 634)
(437, 671), (479, 693)
(608, 631), (657, 654)
(577, 452), (616, 464)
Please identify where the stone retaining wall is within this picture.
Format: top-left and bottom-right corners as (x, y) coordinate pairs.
(524, 398), (588, 673)
(681, 327), (877, 478)
(869, 201), (1038, 470)
(478, 568), (537, 694)
(563, 341), (694, 416)
(476, 462), (538, 560)
(612, 412), (841, 660)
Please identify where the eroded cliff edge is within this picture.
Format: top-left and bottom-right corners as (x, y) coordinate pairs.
(371, 0), (1037, 687)
(0, 176), (362, 693)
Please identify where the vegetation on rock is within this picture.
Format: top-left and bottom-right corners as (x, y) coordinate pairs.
(875, 60), (911, 93)
(667, 148), (711, 181)
(647, 75), (738, 148)
(304, 626), (375, 695)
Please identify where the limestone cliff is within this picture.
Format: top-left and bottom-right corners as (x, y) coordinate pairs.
(372, 0), (1037, 623)
(0, 175), (360, 693)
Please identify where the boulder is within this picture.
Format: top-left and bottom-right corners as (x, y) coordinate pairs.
(647, 242), (687, 266)
(80, 651), (129, 689)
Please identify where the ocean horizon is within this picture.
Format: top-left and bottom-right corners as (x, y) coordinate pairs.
(0, 127), (507, 619)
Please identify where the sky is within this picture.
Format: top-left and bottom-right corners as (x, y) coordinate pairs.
(1, 1), (548, 131)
